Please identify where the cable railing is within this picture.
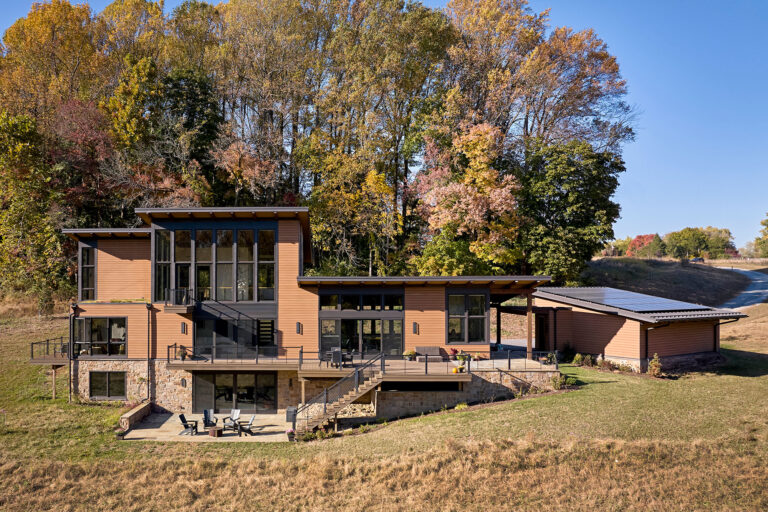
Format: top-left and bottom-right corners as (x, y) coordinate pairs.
(30, 337), (69, 361)
(164, 288), (194, 306)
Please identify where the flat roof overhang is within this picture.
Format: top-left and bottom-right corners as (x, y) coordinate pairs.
(297, 275), (551, 293)
(135, 207), (312, 261)
(62, 228), (152, 241)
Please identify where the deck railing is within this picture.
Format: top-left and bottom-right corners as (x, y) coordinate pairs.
(164, 288), (194, 306)
(30, 337), (69, 361)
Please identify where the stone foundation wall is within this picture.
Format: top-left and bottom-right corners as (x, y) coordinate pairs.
(73, 359), (149, 403)
(151, 361), (193, 413)
(375, 369), (560, 420)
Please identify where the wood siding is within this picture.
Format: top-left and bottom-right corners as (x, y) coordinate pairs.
(96, 239), (151, 302)
(404, 287), (446, 353)
(535, 299), (641, 359)
(645, 321), (717, 357)
(277, 220), (318, 356)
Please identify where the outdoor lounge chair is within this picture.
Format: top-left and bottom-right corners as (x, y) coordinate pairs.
(223, 409), (241, 433)
(237, 415), (258, 436)
(178, 414), (198, 436)
(203, 409), (218, 428)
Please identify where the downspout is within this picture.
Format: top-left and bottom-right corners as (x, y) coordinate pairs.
(713, 318), (739, 352)
(146, 303), (152, 403)
(553, 309), (558, 351)
(68, 304), (75, 403)
(644, 322), (671, 370)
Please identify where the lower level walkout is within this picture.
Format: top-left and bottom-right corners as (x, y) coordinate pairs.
(193, 372), (277, 413)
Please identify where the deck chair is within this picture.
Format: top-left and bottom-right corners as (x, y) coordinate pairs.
(178, 414), (198, 436)
(203, 409), (218, 428)
(223, 409), (241, 433)
(237, 415), (257, 436)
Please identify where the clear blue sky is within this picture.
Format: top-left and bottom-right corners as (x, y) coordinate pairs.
(2, 1), (767, 248)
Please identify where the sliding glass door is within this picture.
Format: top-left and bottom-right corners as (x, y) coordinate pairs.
(194, 372), (277, 413)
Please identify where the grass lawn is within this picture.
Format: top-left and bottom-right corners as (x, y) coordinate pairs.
(582, 257), (751, 306)
(1, 306), (768, 510)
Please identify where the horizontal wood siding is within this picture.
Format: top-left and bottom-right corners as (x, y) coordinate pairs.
(646, 321), (717, 357)
(277, 220), (318, 357)
(152, 307), (194, 359)
(405, 287), (445, 353)
(96, 239), (151, 302)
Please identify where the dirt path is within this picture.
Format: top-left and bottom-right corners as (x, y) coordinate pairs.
(718, 267), (768, 309)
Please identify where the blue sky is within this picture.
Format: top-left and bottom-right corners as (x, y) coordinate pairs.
(2, 1), (766, 248)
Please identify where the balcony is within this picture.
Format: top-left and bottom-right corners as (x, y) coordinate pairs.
(163, 288), (195, 313)
(30, 337), (69, 366)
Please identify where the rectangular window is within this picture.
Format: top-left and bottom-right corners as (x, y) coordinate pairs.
(175, 230), (191, 262)
(237, 230), (254, 301)
(320, 319), (340, 353)
(73, 317), (126, 356)
(216, 263), (233, 301)
(447, 293), (487, 343)
(217, 229), (233, 262)
(195, 230), (212, 301)
(257, 230), (275, 301)
(362, 295), (382, 311)
(320, 294), (339, 310)
(89, 371), (126, 399)
(383, 294), (403, 311)
(80, 246), (95, 300)
(154, 230), (171, 302)
(341, 295), (360, 310)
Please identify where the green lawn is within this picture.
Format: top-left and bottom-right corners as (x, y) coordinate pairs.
(1, 309), (768, 510)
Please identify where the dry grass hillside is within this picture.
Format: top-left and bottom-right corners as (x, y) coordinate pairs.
(581, 257), (750, 306)
(1, 305), (768, 510)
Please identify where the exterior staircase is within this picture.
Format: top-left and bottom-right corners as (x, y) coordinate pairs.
(295, 353), (385, 434)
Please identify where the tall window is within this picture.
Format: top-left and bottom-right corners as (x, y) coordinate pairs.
(447, 293), (487, 343)
(89, 371), (126, 399)
(80, 246), (95, 300)
(237, 230), (254, 301)
(196, 230), (212, 301)
(73, 317), (127, 356)
(216, 230), (234, 301)
(174, 230), (191, 299)
(155, 230), (171, 301)
(257, 230), (275, 301)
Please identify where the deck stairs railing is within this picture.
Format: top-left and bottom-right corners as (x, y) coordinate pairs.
(295, 353), (385, 434)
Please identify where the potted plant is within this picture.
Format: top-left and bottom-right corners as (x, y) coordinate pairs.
(457, 365), (465, 373)
(456, 351), (468, 364)
(403, 350), (416, 361)
(285, 428), (295, 441)
(449, 348), (459, 360)
(115, 428), (127, 440)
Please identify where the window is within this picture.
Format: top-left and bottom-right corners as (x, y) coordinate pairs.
(447, 293), (487, 343)
(73, 317), (126, 356)
(237, 230), (254, 301)
(89, 371), (126, 399)
(362, 295), (382, 311)
(216, 230), (234, 301)
(154, 230), (171, 301)
(196, 230), (212, 301)
(175, 231), (191, 296)
(257, 230), (275, 301)
(383, 294), (403, 311)
(320, 319), (340, 353)
(320, 294), (339, 310)
(80, 246), (95, 300)
(341, 294), (360, 310)
(195, 316), (275, 358)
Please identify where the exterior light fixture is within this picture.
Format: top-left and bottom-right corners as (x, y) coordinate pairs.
(413, 322), (419, 335)
(296, 322), (302, 335)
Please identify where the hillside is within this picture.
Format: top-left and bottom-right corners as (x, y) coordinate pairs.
(581, 258), (750, 306)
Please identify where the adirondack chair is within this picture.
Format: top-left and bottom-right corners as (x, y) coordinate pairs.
(222, 409), (241, 433)
(203, 409), (217, 428)
(178, 414), (198, 436)
(237, 415), (258, 437)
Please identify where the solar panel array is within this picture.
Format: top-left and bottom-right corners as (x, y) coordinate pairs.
(547, 287), (710, 313)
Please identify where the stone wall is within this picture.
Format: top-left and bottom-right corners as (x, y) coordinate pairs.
(151, 361), (192, 413)
(375, 369), (560, 420)
(119, 402), (152, 430)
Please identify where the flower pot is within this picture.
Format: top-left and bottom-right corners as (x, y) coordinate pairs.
(287, 433), (295, 442)
(115, 432), (126, 440)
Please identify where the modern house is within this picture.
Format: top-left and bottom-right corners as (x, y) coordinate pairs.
(530, 287), (746, 370)
(30, 207), (559, 431)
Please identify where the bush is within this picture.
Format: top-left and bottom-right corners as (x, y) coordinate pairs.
(648, 353), (662, 377)
(559, 344), (575, 363)
(550, 375), (565, 390)
(583, 354), (593, 367)
(598, 358), (614, 370)
(572, 353), (583, 366)
(454, 402), (468, 411)
(565, 377), (577, 387)
(617, 362), (634, 373)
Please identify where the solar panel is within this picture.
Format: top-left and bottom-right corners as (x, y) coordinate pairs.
(547, 288), (710, 313)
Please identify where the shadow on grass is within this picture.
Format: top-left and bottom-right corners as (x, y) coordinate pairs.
(716, 348), (768, 377)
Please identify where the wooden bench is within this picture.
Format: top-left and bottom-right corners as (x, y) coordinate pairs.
(415, 346), (443, 363)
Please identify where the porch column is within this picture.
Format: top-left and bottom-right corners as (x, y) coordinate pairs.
(496, 306), (501, 346)
(526, 292), (533, 360)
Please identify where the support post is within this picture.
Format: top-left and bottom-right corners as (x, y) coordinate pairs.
(496, 306), (501, 347)
(526, 292), (533, 360)
(51, 365), (56, 400)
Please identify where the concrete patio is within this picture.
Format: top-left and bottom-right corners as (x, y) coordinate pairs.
(124, 413), (291, 442)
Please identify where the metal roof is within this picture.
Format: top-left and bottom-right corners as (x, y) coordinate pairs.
(62, 228), (152, 241)
(534, 287), (746, 323)
(298, 275), (551, 291)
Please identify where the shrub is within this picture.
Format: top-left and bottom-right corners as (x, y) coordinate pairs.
(358, 424), (370, 433)
(565, 377), (577, 387)
(559, 344), (575, 363)
(599, 358), (614, 370)
(550, 375), (565, 390)
(583, 354), (593, 367)
(454, 402), (468, 411)
(572, 353), (583, 366)
(617, 363), (634, 373)
(648, 353), (662, 377)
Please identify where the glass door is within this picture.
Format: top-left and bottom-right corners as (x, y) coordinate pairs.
(340, 319), (359, 353)
(361, 319), (382, 355)
(214, 373), (234, 412)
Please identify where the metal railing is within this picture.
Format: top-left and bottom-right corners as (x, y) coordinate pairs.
(164, 288), (194, 306)
(491, 348), (559, 371)
(30, 337), (69, 361)
(295, 353), (385, 432)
